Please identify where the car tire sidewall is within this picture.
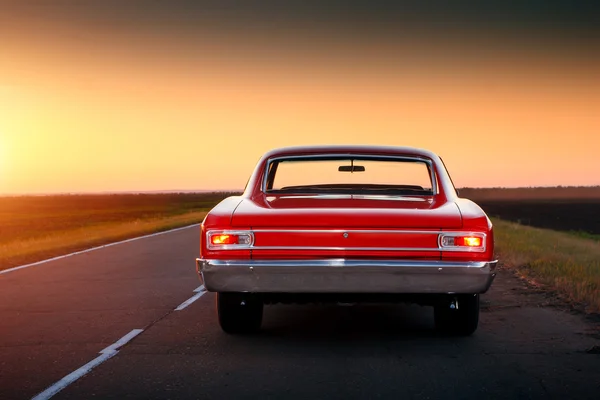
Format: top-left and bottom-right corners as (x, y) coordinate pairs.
(217, 292), (264, 334)
(434, 294), (479, 336)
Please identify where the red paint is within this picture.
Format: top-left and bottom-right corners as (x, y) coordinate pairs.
(232, 196), (461, 229)
(253, 230), (440, 249)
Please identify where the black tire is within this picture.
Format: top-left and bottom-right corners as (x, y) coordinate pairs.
(434, 294), (479, 336)
(216, 292), (263, 334)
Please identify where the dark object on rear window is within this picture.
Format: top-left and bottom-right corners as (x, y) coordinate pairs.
(338, 165), (365, 172)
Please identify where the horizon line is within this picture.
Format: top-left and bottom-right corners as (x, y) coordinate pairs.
(2, 185), (600, 197)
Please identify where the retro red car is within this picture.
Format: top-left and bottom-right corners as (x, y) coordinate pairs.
(196, 146), (497, 335)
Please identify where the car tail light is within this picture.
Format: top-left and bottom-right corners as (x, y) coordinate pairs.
(207, 230), (254, 250)
(439, 233), (485, 252)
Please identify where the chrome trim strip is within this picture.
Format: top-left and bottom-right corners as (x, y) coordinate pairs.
(250, 246), (440, 252)
(268, 194), (430, 201)
(262, 154), (437, 195)
(200, 259), (497, 269)
(252, 229), (441, 234)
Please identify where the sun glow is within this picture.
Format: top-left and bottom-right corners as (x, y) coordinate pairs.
(1, 14), (599, 195)
(0, 141), (7, 187)
(0, 89), (12, 189)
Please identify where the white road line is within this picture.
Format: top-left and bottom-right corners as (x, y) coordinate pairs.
(31, 353), (116, 400)
(31, 329), (144, 400)
(193, 285), (205, 293)
(99, 329), (144, 354)
(1, 223), (200, 276)
(175, 288), (207, 311)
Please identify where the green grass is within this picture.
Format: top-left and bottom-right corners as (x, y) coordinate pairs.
(493, 218), (600, 312)
(568, 230), (600, 242)
(0, 193), (237, 271)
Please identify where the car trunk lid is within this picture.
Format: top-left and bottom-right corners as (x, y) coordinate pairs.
(231, 195), (462, 229)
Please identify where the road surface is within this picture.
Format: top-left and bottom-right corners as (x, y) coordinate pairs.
(1, 226), (599, 399)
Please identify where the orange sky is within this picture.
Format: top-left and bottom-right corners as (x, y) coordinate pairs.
(1, 8), (599, 194)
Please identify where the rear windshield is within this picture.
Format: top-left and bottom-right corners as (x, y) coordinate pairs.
(265, 157), (434, 195)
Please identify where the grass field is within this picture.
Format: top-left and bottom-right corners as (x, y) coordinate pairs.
(493, 218), (600, 313)
(460, 187), (600, 311)
(0, 193), (237, 271)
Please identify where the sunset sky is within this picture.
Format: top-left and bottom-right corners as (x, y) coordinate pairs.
(1, 1), (599, 194)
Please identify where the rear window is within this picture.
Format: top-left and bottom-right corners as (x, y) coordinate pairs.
(265, 157), (434, 195)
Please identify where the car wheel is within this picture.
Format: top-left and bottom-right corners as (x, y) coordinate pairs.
(216, 292), (263, 334)
(434, 294), (479, 336)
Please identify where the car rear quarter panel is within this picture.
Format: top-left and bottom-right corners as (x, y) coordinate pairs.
(441, 198), (494, 262)
(200, 196), (252, 260)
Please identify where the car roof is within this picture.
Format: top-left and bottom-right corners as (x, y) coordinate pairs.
(262, 145), (438, 160)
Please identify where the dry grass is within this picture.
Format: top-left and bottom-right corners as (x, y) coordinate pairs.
(0, 211), (207, 271)
(0, 193), (237, 271)
(0, 193), (234, 243)
(493, 218), (600, 312)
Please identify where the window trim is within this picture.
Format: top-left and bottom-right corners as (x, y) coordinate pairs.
(262, 154), (438, 195)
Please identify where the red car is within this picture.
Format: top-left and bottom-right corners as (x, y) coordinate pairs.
(196, 146), (497, 335)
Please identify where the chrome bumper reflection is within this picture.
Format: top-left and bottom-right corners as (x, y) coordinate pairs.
(196, 258), (497, 294)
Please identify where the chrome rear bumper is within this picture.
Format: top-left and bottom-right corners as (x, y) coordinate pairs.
(196, 258), (497, 294)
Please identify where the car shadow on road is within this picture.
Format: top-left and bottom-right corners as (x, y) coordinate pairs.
(207, 303), (485, 358)
(264, 303), (433, 335)
(252, 303), (482, 342)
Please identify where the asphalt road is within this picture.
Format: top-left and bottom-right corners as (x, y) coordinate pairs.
(1, 226), (599, 400)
